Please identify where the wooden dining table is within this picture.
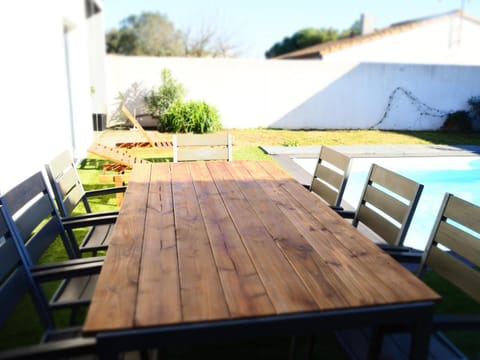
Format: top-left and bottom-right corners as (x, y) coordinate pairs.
(83, 160), (440, 358)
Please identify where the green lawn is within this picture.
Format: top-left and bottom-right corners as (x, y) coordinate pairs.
(93, 128), (480, 162)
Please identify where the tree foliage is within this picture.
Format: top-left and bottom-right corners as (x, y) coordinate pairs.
(106, 11), (237, 57)
(183, 24), (236, 57)
(265, 23), (360, 58)
(106, 12), (183, 56)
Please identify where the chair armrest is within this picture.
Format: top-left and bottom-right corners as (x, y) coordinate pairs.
(31, 261), (103, 281)
(85, 186), (127, 198)
(32, 256), (104, 271)
(378, 243), (414, 252)
(378, 244), (423, 263)
(61, 210), (119, 222)
(62, 214), (117, 229)
(335, 210), (355, 219)
(0, 337), (97, 360)
(387, 251), (423, 263)
(329, 205), (344, 211)
(434, 314), (480, 331)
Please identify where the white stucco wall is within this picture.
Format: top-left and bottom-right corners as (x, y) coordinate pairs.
(0, 0), (99, 193)
(88, 8), (108, 115)
(106, 55), (480, 131)
(323, 16), (480, 65)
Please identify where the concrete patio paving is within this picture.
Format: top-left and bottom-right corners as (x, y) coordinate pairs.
(262, 144), (480, 188)
(261, 144), (480, 158)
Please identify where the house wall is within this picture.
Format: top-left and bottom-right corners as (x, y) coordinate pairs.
(323, 16), (480, 65)
(0, 0), (101, 193)
(106, 55), (480, 131)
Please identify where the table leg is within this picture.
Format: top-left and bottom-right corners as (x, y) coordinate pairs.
(410, 305), (434, 359)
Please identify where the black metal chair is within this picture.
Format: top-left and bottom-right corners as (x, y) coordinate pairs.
(45, 149), (126, 255)
(0, 204), (98, 359)
(336, 193), (480, 359)
(0, 172), (115, 316)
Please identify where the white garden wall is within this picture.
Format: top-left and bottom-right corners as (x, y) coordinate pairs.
(106, 55), (480, 130)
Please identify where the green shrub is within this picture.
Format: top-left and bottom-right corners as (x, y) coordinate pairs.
(441, 111), (472, 133)
(467, 96), (480, 131)
(144, 68), (185, 130)
(468, 96), (480, 117)
(163, 100), (222, 133)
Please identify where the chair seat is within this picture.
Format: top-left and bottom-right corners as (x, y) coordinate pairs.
(50, 275), (99, 309)
(336, 327), (467, 360)
(79, 223), (115, 253)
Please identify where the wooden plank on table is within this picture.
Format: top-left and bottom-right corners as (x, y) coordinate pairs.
(136, 163), (182, 326)
(171, 163), (229, 322)
(188, 162), (275, 318)
(232, 161), (387, 309)
(259, 161), (440, 304)
(206, 161), (318, 314)
(83, 164), (152, 333)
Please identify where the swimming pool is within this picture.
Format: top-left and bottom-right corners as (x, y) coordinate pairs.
(294, 156), (480, 250)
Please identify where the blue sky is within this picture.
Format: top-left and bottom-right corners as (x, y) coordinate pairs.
(103, 0), (480, 58)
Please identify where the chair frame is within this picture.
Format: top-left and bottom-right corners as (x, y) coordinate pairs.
(337, 192), (480, 359)
(308, 146), (352, 208)
(418, 193), (480, 304)
(0, 204), (98, 359)
(0, 172), (112, 314)
(45, 149), (125, 254)
(339, 163), (423, 248)
(173, 133), (232, 162)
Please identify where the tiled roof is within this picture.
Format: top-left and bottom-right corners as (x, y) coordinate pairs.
(274, 10), (480, 59)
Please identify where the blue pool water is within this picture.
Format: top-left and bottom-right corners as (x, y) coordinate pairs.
(294, 156), (480, 250)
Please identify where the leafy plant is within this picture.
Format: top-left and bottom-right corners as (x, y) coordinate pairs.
(467, 96), (480, 117)
(467, 96), (480, 131)
(144, 69), (185, 130)
(162, 100), (222, 133)
(441, 111), (472, 133)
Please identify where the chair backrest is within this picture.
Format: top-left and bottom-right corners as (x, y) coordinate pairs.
(45, 150), (90, 216)
(0, 205), (53, 331)
(310, 146), (351, 207)
(353, 164), (423, 247)
(0, 171), (79, 260)
(418, 193), (480, 304)
(173, 133), (232, 162)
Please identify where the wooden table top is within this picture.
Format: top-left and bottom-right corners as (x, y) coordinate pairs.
(83, 160), (439, 333)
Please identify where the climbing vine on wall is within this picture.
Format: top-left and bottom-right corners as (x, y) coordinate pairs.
(370, 87), (448, 130)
